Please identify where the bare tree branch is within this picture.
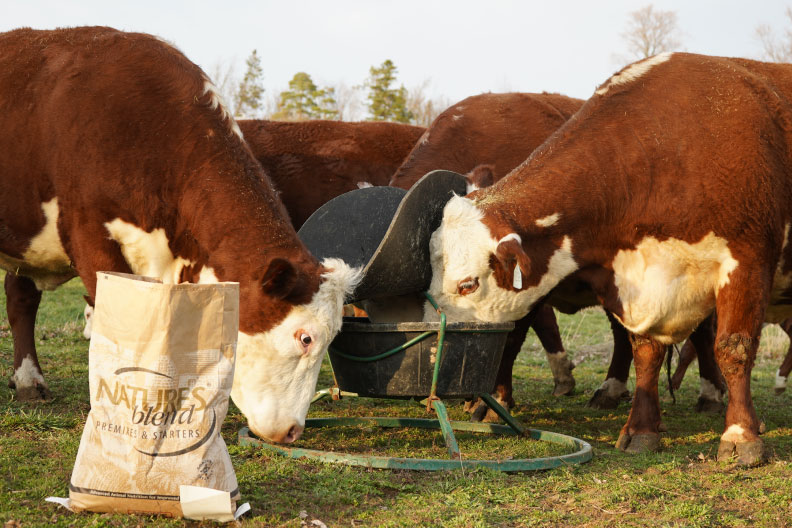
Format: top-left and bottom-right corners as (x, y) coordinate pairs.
(620, 4), (683, 63)
(332, 82), (364, 121)
(756, 7), (792, 62)
(406, 79), (451, 127)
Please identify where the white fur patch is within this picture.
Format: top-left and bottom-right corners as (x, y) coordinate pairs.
(775, 369), (787, 391)
(699, 377), (725, 402)
(425, 196), (578, 323)
(83, 304), (93, 340)
(611, 232), (739, 344)
(357, 182), (373, 189)
(595, 52), (673, 96)
(598, 377), (628, 400)
(13, 356), (46, 390)
(0, 198), (76, 290)
(104, 219), (194, 282)
(535, 213), (560, 228)
(419, 130), (430, 145)
(721, 424), (749, 443)
(230, 258), (362, 442)
(202, 79), (244, 140)
(498, 233), (522, 245)
(23, 199), (70, 270)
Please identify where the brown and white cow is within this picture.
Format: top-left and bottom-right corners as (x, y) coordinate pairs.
(426, 52), (792, 466)
(238, 119), (426, 229)
(0, 27), (360, 444)
(389, 92), (654, 412)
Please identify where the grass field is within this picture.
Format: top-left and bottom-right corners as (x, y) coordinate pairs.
(2, 278), (792, 527)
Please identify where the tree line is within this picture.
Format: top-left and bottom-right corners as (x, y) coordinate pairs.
(216, 4), (792, 124)
(214, 55), (446, 125)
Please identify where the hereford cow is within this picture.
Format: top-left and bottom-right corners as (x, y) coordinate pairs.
(0, 27), (360, 444)
(238, 119), (426, 229)
(390, 94), (585, 408)
(388, 92), (649, 415)
(426, 52), (792, 466)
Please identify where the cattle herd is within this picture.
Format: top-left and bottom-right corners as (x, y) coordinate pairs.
(2, 26), (792, 469)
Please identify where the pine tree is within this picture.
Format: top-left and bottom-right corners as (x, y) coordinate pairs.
(364, 60), (413, 123)
(272, 72), (338, 121)
(233, 50), (264, 118)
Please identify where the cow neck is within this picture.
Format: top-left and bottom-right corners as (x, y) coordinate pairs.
(473, 104), (637, 273)
(177, 146), (322, 333)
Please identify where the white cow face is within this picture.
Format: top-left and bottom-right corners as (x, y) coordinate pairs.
(425, 196), (578, 324)
(231, 258), (361, 443)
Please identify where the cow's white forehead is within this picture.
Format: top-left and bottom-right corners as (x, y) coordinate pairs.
(430, 195), (496, 291)
(230, 258), (362, 439)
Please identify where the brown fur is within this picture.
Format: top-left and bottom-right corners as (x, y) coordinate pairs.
(239, 119), (425, 228)
(389, 92), (584, 189)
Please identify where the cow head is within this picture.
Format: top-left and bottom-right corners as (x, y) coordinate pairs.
(424, 195), (578, 323)
(231, 257), (361, 443)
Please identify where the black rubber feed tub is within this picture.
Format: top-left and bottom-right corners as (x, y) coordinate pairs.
(329, 318), (514, 399)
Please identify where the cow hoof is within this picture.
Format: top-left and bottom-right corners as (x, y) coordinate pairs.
(774, 387), (786, 395)
(481, 408), (502, 423)
(736, 440), (766, 466)
(695, 396), (725, 414)
(15, 382), (51, 401)
(616, 432), (661, 454)
(552, 379), (576, 397)
(587, 388), (625, 409)
(8, 377), (15, 389)
(717, 439), (766, 466)
(463, 399), (479, 414)
(717, 440), (736, 462)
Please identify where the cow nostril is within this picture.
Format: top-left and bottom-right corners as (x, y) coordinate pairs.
(283, 424), (304, 443)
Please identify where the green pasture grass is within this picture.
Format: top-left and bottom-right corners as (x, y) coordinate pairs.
(2, 278), (792, 527)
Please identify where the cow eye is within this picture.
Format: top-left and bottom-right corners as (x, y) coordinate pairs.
(457, 277), (479, 296)
(300, 333), (312, 346)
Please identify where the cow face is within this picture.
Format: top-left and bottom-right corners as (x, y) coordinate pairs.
(231, 258), (361, 443)
(425, 195), (578, 323)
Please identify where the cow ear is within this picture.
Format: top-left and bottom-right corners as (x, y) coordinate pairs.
(495, 234), (530, 290)
(465, 164), (495, 193)
(261, 258), (298, 299)
(83, 295), (94, 307)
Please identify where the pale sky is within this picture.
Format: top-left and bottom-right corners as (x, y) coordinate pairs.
(2, 1), (789, 110)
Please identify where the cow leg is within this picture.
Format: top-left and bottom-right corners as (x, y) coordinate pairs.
(774, 318), (792, 394)
(5, 274), (49, 401)
(689, 315), (726, 414)
(615, 334), (666, 453)
(588, 310), (632, 409)
(670, 339), (697, 390)
(713, 284), (766, 466)
(532, 304), (575, 396)
(470, 310), (534, 422)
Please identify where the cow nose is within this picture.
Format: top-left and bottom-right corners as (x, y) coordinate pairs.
(282, 424), (304, 443)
